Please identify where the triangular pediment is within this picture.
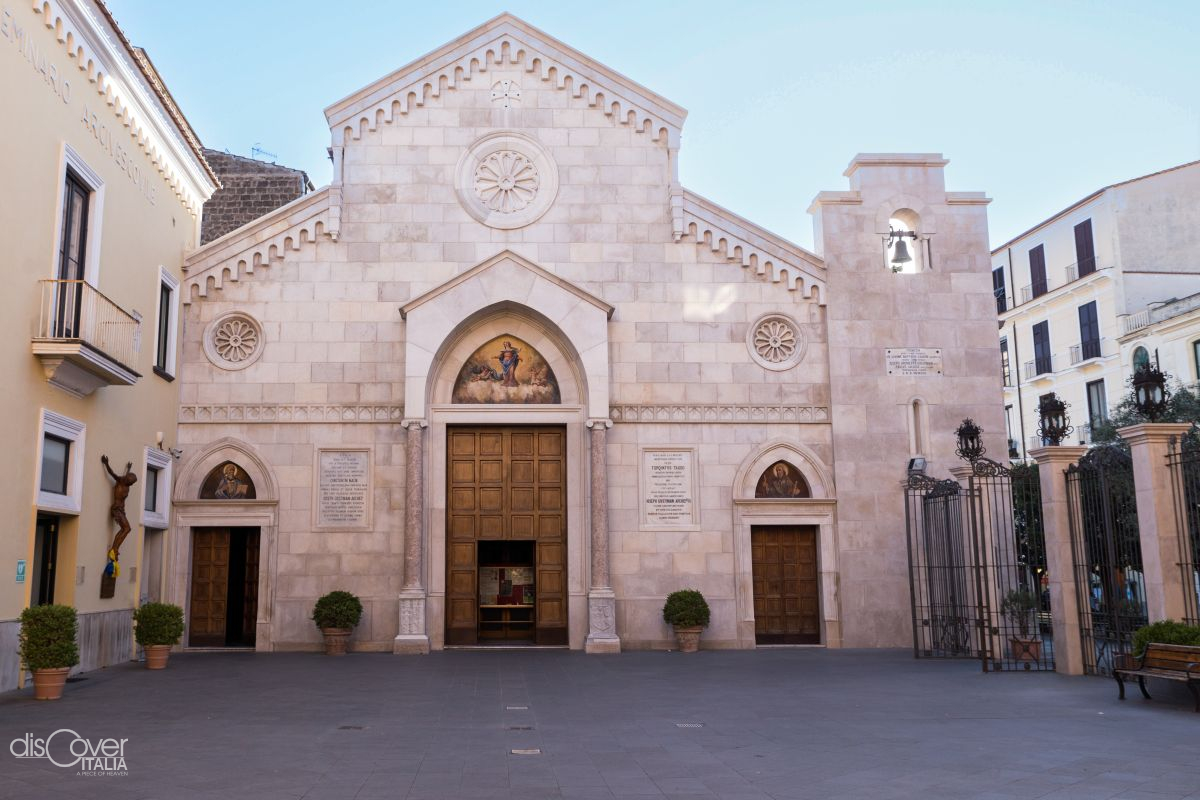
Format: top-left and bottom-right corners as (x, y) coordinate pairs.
(401, 250), (614, 321)
(324, 13), (686, 144)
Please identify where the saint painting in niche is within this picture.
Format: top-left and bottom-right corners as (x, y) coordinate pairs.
(755, 461), (810, 499)
(200, 461), (256, 500)
(452, 334), (561, 404)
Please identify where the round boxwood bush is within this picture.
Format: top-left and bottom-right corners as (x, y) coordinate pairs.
(18, 604), (79, 671)
(133, 602), (185, 647)
(662, 589), (710, 628)
(312, 590), (363, 630)
(1132, 619), (1200, 657)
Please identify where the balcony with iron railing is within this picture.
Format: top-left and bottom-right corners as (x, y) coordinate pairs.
(1022, 355), (1058, 381)
(1068, 337), (1113, 366)
(31, 280), (141, 396)
(1015, 261), (1107, 308)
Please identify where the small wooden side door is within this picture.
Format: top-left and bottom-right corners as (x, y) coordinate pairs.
(751, 526), (820, 644)
(189, 527), (230, 646)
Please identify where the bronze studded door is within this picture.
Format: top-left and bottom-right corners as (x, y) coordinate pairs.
(189, 527), (230, 647)
(446, 426), (567, 645)
(752, 526), (820, 644)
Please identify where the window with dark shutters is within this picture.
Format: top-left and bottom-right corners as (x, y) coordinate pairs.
(1029, 245), (1047, 298)
(1032, 321), (1052, 375)
(993, 267), (1007, 313)
(1074, 219), (1095, 277)
(1078, 301), (1100, 359)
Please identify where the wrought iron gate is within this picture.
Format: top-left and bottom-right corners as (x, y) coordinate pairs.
(1065, 445), (1146, 676)
(1167, 435), (1200, 625)
(969, 459), (1054, 671)
(905, 458), (1053, 672)
(904, 475), (990, 667)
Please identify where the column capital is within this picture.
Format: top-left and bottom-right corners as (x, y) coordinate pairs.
(1029, 445), (1088, 466)
(586, 418), (613, 429)
(1116, 422), (1193, 448)
(401, 418), (429, 430)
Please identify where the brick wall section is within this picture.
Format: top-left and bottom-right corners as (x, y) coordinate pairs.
(200, 148), (313, 245)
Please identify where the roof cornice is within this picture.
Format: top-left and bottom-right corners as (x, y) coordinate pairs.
(31, 0), (217, 215)
(324, 13), (686, 146)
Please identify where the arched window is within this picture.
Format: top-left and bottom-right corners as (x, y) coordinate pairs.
(887, 209), (922, 274)
(1132, 346), (1150, 372)
(199, 461), (256, 500)
(909, 398), (929, 456)
(754, 461), (810, 498)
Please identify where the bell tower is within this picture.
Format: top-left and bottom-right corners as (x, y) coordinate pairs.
(809, 153), (1006, 647)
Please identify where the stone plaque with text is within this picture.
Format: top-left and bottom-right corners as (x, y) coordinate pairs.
(317, 449), (371, 528)
(640, 448), (698, 528)
(885, 348), (943, 376)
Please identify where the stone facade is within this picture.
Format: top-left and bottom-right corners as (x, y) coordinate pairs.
(200, 149), (313, 245)
(170, 15), (1005, 654)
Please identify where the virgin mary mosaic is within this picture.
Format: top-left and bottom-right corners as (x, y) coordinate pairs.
(452, 335), (562, 404)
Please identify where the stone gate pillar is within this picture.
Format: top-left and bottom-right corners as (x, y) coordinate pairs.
(585, 418), (620, 653)
(1030, 445), (1087, 675)
(1119, 423), (1193, 622)
(394, 419), (430, 654)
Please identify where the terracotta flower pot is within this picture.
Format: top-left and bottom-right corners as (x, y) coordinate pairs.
(322, 627), (352, 656)
(144, 645), (171, 670)
(673, 625), (703, 653)
(32, 667), (70, 701)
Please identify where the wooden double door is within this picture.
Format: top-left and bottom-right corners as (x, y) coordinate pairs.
(446, 426), (567, 645)
(189, 527), (260, 647)
(752, 526), (820, 644)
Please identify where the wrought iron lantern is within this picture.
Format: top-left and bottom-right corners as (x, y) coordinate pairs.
(954, 418), (986, 463)
(1036, 392), (1073, 446)
(1131, 361), (1170, 422)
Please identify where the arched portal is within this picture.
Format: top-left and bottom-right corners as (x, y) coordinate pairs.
(732, 440), (840, 648)
(169, 438), (279, 651)
(399, 251), (614, 652)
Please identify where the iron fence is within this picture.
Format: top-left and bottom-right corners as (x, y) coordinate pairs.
(1065, 445), (1146, 676)
(904, 474), (990, 669)
(1167, 436), (1200, 626)
(969, 459), (1054, 671)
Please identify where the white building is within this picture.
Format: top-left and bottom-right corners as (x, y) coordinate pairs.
(995, 160), (1200, 455)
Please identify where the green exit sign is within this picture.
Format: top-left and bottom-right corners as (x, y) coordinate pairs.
(16, 559), (26, 584)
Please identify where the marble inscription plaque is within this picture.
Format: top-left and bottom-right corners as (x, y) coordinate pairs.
(641, 449), (697, 527)
(885, 348), (943, 376)
(317, 449), (370, 528)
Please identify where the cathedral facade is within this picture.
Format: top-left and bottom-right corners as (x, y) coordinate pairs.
(171, 15), (1004, 653)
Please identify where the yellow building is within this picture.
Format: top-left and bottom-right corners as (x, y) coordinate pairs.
(0, 0), (216, 690)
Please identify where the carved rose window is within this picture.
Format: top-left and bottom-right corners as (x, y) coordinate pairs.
(748, 314), (805, 371)
(203, 312), (264, 371)
(474, 151), (540, 213)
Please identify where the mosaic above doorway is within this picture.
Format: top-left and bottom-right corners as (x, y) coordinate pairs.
(452, 335), (561, 404)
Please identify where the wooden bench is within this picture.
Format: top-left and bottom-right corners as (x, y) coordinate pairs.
(1113, 643), (1200, 712)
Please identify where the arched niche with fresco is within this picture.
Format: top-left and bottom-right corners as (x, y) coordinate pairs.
(754, 460), (812, 499)
(199, 461), (257, 500)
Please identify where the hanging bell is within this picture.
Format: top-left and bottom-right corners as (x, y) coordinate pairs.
(891, 237), (913, 265)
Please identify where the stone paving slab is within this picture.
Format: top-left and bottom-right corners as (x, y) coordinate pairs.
(0, 649), (1197, 800)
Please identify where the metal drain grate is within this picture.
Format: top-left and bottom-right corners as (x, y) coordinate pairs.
(510, 748), (542, 755)
(675, 723), (705, 728)
(337, 725), (365, 730)
(507, 725), (534, 730)
(505, 705), (529, 710)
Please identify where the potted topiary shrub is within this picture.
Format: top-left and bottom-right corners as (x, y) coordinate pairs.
(662, 589), (710, 653)
(133, 603), (185, 669)
(18, 605), (79, 700)
(1000, 588), (1041, 662)
(312, 590), (363, 655)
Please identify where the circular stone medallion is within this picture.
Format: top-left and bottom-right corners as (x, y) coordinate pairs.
(455, 132), (558, 230)
(203, 312), (265, 371)
(747, 313), (806, 371)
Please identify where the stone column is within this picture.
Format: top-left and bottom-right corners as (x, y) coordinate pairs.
(1119, 423), (1193, 623)
(585, 418), (620, 653)
(394, 419), (429, 654)
(1030, 445), (1087, 675)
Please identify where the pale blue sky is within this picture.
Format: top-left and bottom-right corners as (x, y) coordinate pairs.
(107, 0), (1198, 250)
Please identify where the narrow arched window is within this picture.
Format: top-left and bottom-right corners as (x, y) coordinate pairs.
(887, 209), (922, 274)
(1132, 346), (1150, 372)
(910, 399), (928, 456)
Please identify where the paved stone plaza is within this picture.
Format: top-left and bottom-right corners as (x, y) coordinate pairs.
(1, 649), (1197, 800)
